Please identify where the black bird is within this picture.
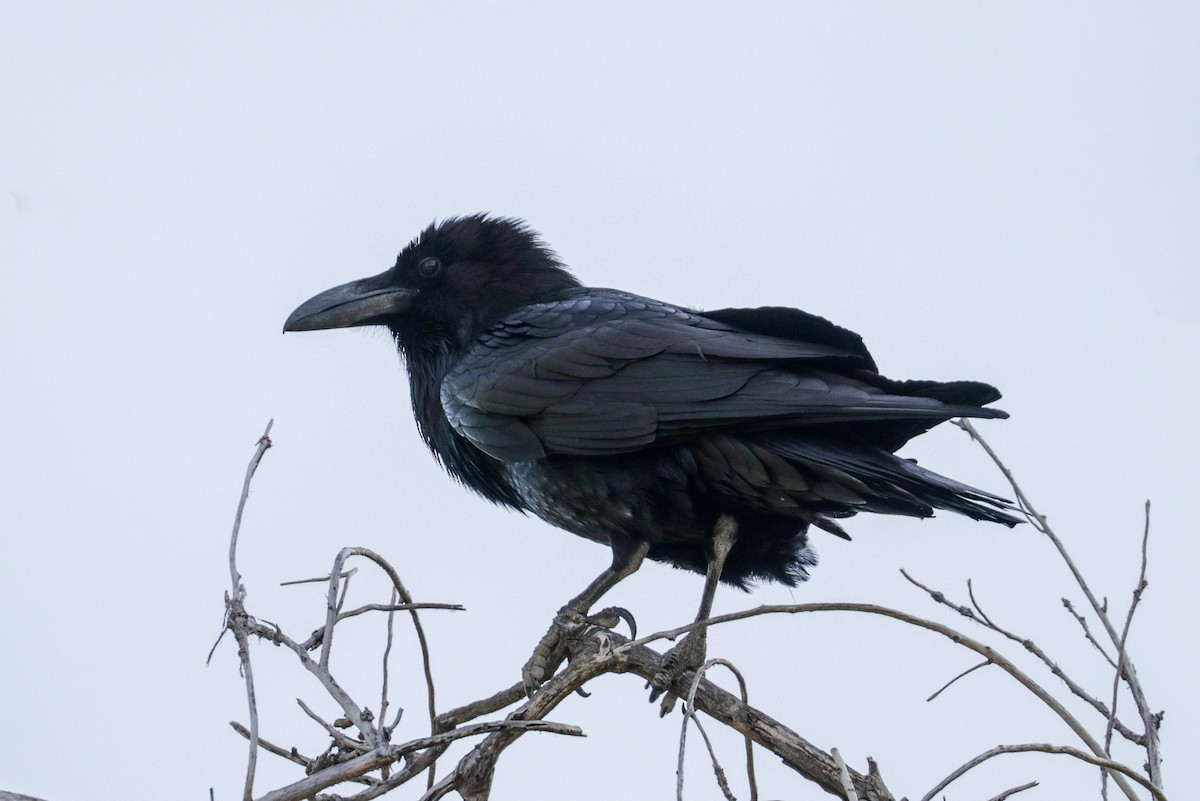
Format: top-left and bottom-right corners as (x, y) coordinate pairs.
(285, 214), (1018, 708)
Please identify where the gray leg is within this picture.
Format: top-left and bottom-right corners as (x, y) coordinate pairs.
(648, 515), (738, 715)
(522, 538), (649, 696)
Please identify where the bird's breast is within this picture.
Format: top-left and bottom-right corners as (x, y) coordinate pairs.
(502, 452), (706, 548)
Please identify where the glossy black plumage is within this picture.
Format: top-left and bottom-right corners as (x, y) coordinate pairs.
(285, 214), (1018, 591)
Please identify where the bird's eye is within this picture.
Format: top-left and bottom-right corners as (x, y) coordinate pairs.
(417, 257), (442, 278)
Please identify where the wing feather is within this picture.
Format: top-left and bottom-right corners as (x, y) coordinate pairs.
(443, 289), (1001, 461)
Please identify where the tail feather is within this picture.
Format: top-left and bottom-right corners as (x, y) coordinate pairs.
(844, 377), (1007, 451)
(766, 437), (1022, 527)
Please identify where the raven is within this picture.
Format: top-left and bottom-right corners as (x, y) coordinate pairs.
(285, 214), (1018, 709)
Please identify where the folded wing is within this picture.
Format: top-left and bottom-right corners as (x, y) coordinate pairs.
(442, 289), (1006, 463)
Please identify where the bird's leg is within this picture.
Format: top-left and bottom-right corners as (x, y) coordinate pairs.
(522, 537), (649, 697)
(648, 514), (738, 715)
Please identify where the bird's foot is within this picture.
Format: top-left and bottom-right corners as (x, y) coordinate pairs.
(647, 629), (708, 716)
(522, 606), (637, 697)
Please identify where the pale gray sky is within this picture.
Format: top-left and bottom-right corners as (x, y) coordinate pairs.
(2, 3), (1197, 800)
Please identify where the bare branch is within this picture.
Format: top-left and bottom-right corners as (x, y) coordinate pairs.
(254, 719), (583, 801)
(926, 659), (991, 702)
(615, 642), (895, 801)
(1063, 597), (1118, 669)
(900, 569), (981, 622)
(832, 748), (860, 801)
(920, 743), (1167, 801)
(678, 658), (756, 801)
(1106, 502), (1155, 763)
(318, 547), (442, 770)
(984, 780), (1040, 801)
(620, 603), (1144, 801)
(332, 748), (446, 801)
(236, 611), (380, 746)
(959, 419), (1162, 787)
(229, 420), (273, 598)
(337, 602), (464, 624)
(229, 721), (309, 768)
(967, 579), (996, 627)
(434, 682), (526, 732)
(688, 715), (737, 801)
(296, 697), (370, 752)
(380, 588), (399, 742)
(226, 420), (274, 801)
(905, 570), (1143, 744)
(228, 721), (377, 785)
(280, 568), (356, 587)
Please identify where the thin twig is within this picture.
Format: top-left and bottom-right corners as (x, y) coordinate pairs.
(296, 697), (370, 752)
(960, 418), (1162, 787)
(678, 658), (755, 801)
(253, 719), (583, 801)
(227, 420), (273, 801)
(1063, 597), (1118, 668)
(920, 742), (1166, 801)
(689, 716), (736, 801)
(380, 587), (398, 742)
(903, 569), (1143, 744)
(984, 780), (1040, 801)
(956, 420), (1111, 636)
(967, 579), (995, 627)
(1106, 502), (1153, 758)
(238, 612), (378, 745)
(227, 721), (377, 785)
(229, 421), (273, 598)
(313, 546), (442, 779)
(926, 659), (991, 702)
(338, 601), (465, 623)
(280, 568), (356, 587)
(229, 721), (312, 770)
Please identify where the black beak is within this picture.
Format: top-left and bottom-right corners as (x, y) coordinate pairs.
(284, 272), (415, 332)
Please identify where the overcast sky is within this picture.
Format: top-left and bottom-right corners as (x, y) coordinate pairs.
(2, 3), (1197, 800)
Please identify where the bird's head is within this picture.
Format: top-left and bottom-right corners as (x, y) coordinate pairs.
(284, 215), (580, 355)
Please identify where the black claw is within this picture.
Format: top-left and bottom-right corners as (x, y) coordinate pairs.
(586, 605), (637, 640)
(610, 606), (637, 640)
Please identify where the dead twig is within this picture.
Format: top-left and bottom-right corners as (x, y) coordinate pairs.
(1063, 597), (1118, 669)
(253, 719), (583, 801)
(957, 420), (1162, 786)
(1105, 501), (1153, 779)
(925, 659), (991, 702)
(678, 658), (756, 801)
(227, 721), (377, 785)
(832, 748), (860, 801)
(380, 587), (399, 743)
(296, 697), (370, 752)
(226, 420), (274, 801)
(314, 545), (443, 785)
(619, 602), (1143, 801)
(984, 780), (1040, 801)
(921, 743), (1166, 801)
(903, 570), (1143, 745)
(338, 601), (465, 624)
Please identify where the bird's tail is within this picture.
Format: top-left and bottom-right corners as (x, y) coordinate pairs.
(764, 437), (1022, 528)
